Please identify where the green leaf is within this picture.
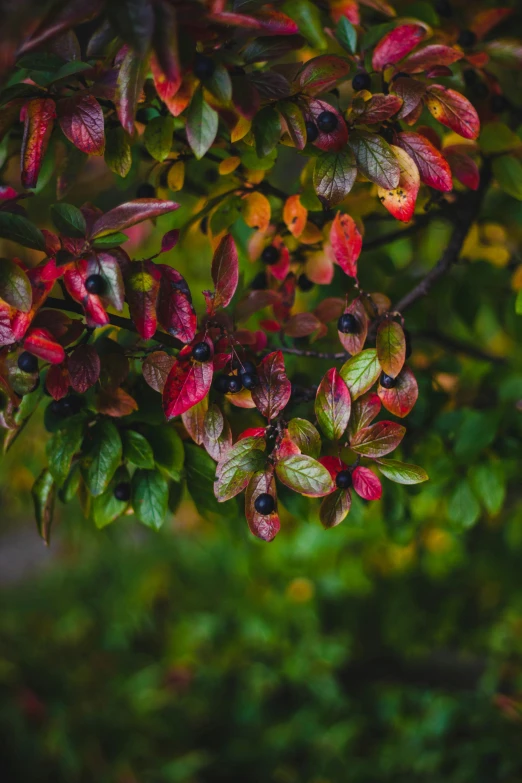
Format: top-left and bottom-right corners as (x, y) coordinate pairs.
(184, 442), (232, 518)
(376, 319), (406, 378)
(50, 203), (87, 238)
(186, 87), (218, 160)
(337, 17), (357, 54)
(349, 131), (400, 189)
(32, 468), (56, 544)
(17, 52), (65, 72)
(144, 115), (174, 162)
(105, 127), (132, 177)
(253, 106), (282, 158)
(275, 454), (334, 497)
(132, 469), (169, 530)
(147, 426), (184, 480)
(84, 419), (122, 497)
(448, 479), (481, 529)
(287, 418), (321, 458)
(215, 436), (266, 502)
(469, 462), (505, 515)
(91, 232), (129, 249)
(492, 155), (522, 200)
(278, 101), (306, 150)
(375, 458), (428, 484)
(121, 429), (154, 469)
(93, 466), (131, 529)
(516, 289), (522, 315)
(0, 212), (46, 250)
(50, 60), (93, 83)
(319, 488), (351, 528)
(350, 421), (405, 458)
(205, 62), (232, 104)
(282, 0), (328, 49)
(314, 368), (351, 441)
(0, 257), (32, 312)
(479, 122), (521, 154)
(0, 83), (48, 106)
(313, 150), (357, 207)
(58, 462), (82, 504)
(340, 349), (381, 400)
(46, 418), (85, 485)
(240, 146), (277, 171)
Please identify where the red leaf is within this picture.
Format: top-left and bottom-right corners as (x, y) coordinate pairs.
(315, 368), (351, 441)
(251, 350), (291, 420)
(210, 8), (298, 35)
(349, 391), (381, 437)
(58, 94), (105, 155)
(297, 54), (352, 96)
(45, 362), (70, 400)
(68, 343), (101, 392)
(23, 328), (65, 365)
(142, 350), (176, 393)
(350, 420), (406, 458)
(444, 149), (480, 191)
(372, 24), (427, 71)
(96, 387), (138, 417)
(425, 86), (480, 140)
(124, 260), (161, 340)
(163, 358), (214, 419)
(211, 234), (238, 310)
(63, 261), (109, 328)
(90, 199), (179, 239)
(284, 312), (321, 338)
(318, 455), (347, 481)
(353, 93), (403, 124)
(306, 99), (348, 153)
(352, 466), (382, 500)
(267, 237), (290, 282)
(400, 45), (463, 73)
(377, 365), (418, 418)
(160, 229), (180, 253)
(397, 132), (452, 192)
(21, 98), (56, 188)
(338, 297), (368, 356)
(150, 48), (181, 102)
(238, 427), (266, 442)
(0, 304), (15, 347)
(377, 145), (420, 223)
(245, 469), (280, 542)
(330, 212), (362, 278)
(272, 273), (296, 323)
(116, 47), (146, 135)
(157, 266), (196, 343)
(391, 77), (426, 120)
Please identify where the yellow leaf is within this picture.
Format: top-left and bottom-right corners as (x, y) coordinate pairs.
(218, 156), (241, 175)
(167, 160), (185, 191)
(283, 194), (307, 238)
(242, 191), (271, 232)
(299, 221), (323, 244)
(231, 116), (251, 142)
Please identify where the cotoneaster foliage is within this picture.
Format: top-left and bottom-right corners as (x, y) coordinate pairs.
(0, 0), (518, 541)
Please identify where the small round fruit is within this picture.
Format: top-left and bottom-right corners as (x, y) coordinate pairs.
(50, 395), (82, 417)
(241, 372), (258, 390)
(317, 111), (338, 133)
(250, 271), (267, 290)
(352, 72), (371, 92)
(261, 245), (280, 265)
(193, 53), (215, 80)
(85, 274), (105, 295)
(338, 313), (359, 334)
(297, 273), (314, 292)
(336, 470), (352, 489)
(17, 351), (38, 373)
(305, 121), (319, 143)
(213, 374), (230, 393)
(136, 182), (156, 199)
(192, 341), (211, 362)
(114, 482), (131, 502)
(254, 493), (275, 515)
(380, 372), (397, 389)
(240, 360), (256, 376)
(227, 375), (243, 394)
(457, 29), (477, 48)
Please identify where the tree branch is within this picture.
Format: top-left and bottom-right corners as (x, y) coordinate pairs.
(416, 329), (507, 365)
(281, 346), (347, 361)
(362, 212), (436, 252)
(44, 297), (183, 350)
(393, 161), (492, 314)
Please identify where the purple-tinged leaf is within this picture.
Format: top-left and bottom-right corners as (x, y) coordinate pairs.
(90, 198), (179, 238)
(350, 420), (406, 457)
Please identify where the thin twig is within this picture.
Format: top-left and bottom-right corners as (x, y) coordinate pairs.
(281, 346), (347, 361)
(393, 162), (492, 314)
(416, 329), (506, 365)
(362, 212), (437, 252)
(44, 297), (183, 349)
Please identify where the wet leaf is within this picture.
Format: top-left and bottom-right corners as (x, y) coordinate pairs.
(340, 349), (381, 400)
(251, 350), (291, 420)
(275, 454), (334, 497)
(350, 420), (405, 457)
(315, 368), (351, 441)
(376, 319), (406, 378)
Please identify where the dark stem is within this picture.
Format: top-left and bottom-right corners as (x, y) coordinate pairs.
(44, 297), (183, 349)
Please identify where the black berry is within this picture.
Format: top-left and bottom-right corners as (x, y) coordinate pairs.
(435, 0), (452, 17)
(136, 182), (156, 199)
(193, 53), (215, 80)
(85, 274), (105, 295)
(241, 372), (258, 390)
(17, 351), (38, 373)
(50, 395), (83, 417)
(380, 372), (397, 389)
(192, 341), (211, 362)
(317, 111), (338, 133)
(297, 273), (314, 292)
(114, 482), (131, 502)
(457, 29), (477, 48)
(305, 121), (319, 143)
(490, 94), (509, 113)
(261, 245), (280, 265)
(338, 313), (359, 334)
(336, 470), (352, 489)
(250, 271), (267, 290)
(254, 493), (275, 515)
(213, 374), (230, 393)
(227, 375), (243, 394)
(352, 72), (371, 92)
(239, 360), (256, 375)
